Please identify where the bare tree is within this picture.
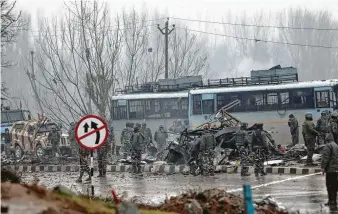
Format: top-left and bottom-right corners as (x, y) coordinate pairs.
(119, 9), (150, 88)
(277, 8), (338, 80)
(168, 27), (209, 79)
(28, 1), (122, 125)
(1, 0), (28, 98)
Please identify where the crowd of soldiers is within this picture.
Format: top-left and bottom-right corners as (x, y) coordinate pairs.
(120, 120), (188, 174)
(222, 122), (268, 177)
(61, 110), (338, 180)
(288, 111), (338, 166)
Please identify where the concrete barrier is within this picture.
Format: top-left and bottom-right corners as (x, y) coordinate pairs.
(2, 164), (321, 175)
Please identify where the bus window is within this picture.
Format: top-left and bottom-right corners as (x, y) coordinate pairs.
(331, 91), (338, 108)
(128, 100), (144, 119)
(192, 95), (202, 115)
(1, 112), (9, 123)
(145, 100), (161, 119)
(290, 88), (314, 109)
(202, 99), (214, 114)
(265, 92), (279, 110)
(162, 99), (179, 118)
(112, 101), (127, 120)
(279, 92), (290, 108)
(178, 98), (188, 118)
(315, 91), (329, 108)
(7, 111), (24, 122)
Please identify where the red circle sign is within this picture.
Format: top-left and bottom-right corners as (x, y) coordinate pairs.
(75, 114), (108, 151)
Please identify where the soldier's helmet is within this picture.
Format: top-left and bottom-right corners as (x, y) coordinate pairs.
(255, 123), (263, 129)
(176, 119), (182, 125)
(240, 122), (248, 128)
(130, 122), (134, 128)
(289, 114), (294, 118)
(159, 125), (164, 129)
(142, 123), (146, 127)
(134, 127), (139, 132)
(135, 123), (141, 128)
(331, 111), (338, 119)
(305, 112), (313, 120)
(126, 122), (129, 127)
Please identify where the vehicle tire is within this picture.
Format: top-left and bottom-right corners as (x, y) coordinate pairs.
(35, 144), (45, 163)
(14, 144), (23, 160)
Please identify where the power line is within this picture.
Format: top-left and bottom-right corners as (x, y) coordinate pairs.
(169, 17), (338, 31)
(28, 18), (165, 34)
(176, 27), (338, 49)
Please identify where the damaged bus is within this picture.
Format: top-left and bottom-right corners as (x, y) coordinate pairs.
(188, 67), (338, 145)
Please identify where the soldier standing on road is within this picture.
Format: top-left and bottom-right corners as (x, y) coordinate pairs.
(76, 146), (91, 182)
(236, 123), (251, 176)
(321, 134), (338, 211)
(288, 114), (299, 146)
(48, 127), (60, 158)
(329, 111), (338, 143)
(130, 126), (144, 174)
(97, 138), (108, 177)
(154, 125), (168, 159)
(302, 113), (319, 166)
(120, 122), (131, 157)
(198, 126), (216, 176)
(68, 122), (77, 157)
(251, 123), (268, 176)
(316, 111), (330, 144)
(169, 119), (185, 134)
(141, 123), (153, 152)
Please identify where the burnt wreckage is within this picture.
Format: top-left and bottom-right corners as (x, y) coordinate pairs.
(161, 100), (323, 169)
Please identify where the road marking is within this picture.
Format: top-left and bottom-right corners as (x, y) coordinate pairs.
(228, 172), (322, 193)
(78, 125), (105, 140)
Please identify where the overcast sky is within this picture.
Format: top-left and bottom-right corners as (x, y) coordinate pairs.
(17, 0), (338, 28)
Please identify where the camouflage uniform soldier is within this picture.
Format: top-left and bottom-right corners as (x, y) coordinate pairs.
(329, 111), (338, 143)
(198, 126), (216, 176)
(154, 125), (168, 159)
(76, 146), (91, 182)
(302, 113), (319, 166)
(97, 139), (108, 177)
(141, 123), (153, 151)
(130, 127), (144, 174)
(130, 122), (135, 129)
(48, 127), (60, 158)
(251, 123), (268, 176)
(235, 123), (250, 176)
(316, 111), (330, 144)
(169, 119), (185, 134)
(120, 122), (132, 156)
(288, 114), (299, 146)
(68, 122), (77, 157)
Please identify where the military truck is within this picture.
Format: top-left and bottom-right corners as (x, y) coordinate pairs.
(10, 120), (72, 162)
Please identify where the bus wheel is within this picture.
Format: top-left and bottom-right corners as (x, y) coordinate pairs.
(14, 145), (23, 159)
(35, 144), (45, 163)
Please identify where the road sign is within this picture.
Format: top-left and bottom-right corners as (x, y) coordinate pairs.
(75, 114), (108, 150)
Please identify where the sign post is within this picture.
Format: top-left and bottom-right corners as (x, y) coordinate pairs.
(75, 115), (108, 197)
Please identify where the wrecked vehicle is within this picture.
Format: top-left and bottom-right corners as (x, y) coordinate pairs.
(9, 119), (72, 163)
(162, 101), (284, 174)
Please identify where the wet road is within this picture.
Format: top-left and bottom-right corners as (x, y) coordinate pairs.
(21, 172), (328, 213)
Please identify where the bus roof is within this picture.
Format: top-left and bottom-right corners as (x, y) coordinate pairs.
(190, 79), (338, 95)
(111, 91), (189, 100)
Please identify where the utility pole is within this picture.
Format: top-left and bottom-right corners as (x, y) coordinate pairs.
(85, 48), (93, 114)
(28, 51), (44, 116)
(157, 18), (175, 79)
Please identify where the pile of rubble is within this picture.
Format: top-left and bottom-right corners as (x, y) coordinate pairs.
(138, 188), (295, 214)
